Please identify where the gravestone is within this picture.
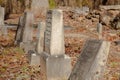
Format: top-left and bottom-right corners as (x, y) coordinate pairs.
(97, 23), (103, 39)
(36, 22), (46, 54)
(15, 11), (35, 53)
(0, 6), (4, 27)
(0, 6), (6, 36)
(40, 9), (71, 80)
(99, 5), (120, 10)
(69, 39), (110, 80)
(31, 0), (49, 16)
(22, 11), (34, 43)
(15, 16), (24, 45)
(44, 9), (65, 56)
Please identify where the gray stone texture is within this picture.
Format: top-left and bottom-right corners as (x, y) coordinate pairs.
(99, 5), (120, 10)
(69, 39), (110, 80)
(40, 52), (71, 80)
(27, 50), (40, 65)
(40, 9), (71, 80)
(20, 41), (36, 53)
(22, 11), (34, 43)
(15, 16), (24, 45)
(97, 23), (103, 39)
(0, 6), (4, 27)
(44, 9), (65, 56)
(36, 22), (46, 54)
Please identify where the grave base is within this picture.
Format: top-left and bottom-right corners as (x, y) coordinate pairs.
(20, 42), (36, 53)
(27, 50), (40, 65)
(40, 52), (71, 80)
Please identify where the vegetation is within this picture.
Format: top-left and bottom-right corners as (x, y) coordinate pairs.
(49, 0), (56, 9)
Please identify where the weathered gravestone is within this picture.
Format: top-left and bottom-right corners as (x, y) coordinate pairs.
(22, 12), (34, 43)
(15, 11), (35, 53)
(15, 16), (24, 45)
(97, 23), (103, 39)
(40, 9), (71, 80)
(31, 0), (49, 17)
(0, 6), (4, 27)
(69, 39), (110, 80)
(27, 22), (46, 65)
(0, 6), (7, 36)
(99, 5), (120, 10)
(36, 22), (46, 54)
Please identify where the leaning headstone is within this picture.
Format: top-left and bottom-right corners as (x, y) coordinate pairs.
(15, 11), (35, 53)
(36, 22), (46, 54)
(69, 39), (110, 80)
(15, 16), (24, 45)
(22, 12), (34, 43)
(40, 9), (71, 80)
(97, 23), (103, 39)
(31, 0), (49, 17)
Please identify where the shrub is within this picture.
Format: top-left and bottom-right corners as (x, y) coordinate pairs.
(49, 0), (56, 9)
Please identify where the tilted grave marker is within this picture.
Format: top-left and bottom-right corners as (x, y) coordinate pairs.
(36, 22), (46, 54)
(22, 11), (34, 43)
(15, 11), (35, 53)
(69, 39), (110, 80)
(15, 16), (24, 45)
(40, 9), (71, 80)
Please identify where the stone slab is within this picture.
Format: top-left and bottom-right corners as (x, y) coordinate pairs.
(20, 42), (36, 53)
(40, 52), (71, 80)
(22, 11), (34, 43)
(99, 5), (120, 10)
(0, 6), (4, 26)
(69, 39), (110, 80)
(44, 9), (65, 56)
(36, 22), (46, 54)
(27, 50), (40, 65)
(15, 16), (24, 45)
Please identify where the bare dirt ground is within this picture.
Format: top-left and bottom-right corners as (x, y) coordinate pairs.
(0, 8), (120, 80)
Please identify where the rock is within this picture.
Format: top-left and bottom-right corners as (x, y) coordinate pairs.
(99, 5), (120, 10)
(114, 40), (120, 45)
(100, 13), (111, 25)
(111, 13), (120, 29)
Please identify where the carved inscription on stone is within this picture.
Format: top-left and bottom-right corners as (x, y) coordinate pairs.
(44, 10), (52, 53)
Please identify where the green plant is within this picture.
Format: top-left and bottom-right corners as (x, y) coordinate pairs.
(49, 0), (56, 9)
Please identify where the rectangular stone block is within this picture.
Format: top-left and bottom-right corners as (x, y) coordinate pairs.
(44, 9), (65, 56)
(22, 12), (34, 43)
(20, 42), (36, 53)
(15, 16), (24, 45)
(36, 22), (46, 54)
(99, 5), (120, 10)
(69, 39), (110, 80)
(40, 52), (71, 80)
(0, 6), (4, 26)
(27, 51), (40, 65)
